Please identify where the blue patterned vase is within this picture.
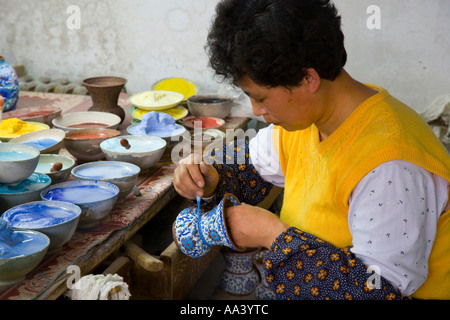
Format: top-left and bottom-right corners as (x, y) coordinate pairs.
(0, 56), (19, 112)
(173, 193), (244, 258)
(219, 247), (260, 296)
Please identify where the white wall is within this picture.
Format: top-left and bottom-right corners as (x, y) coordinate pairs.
(1, 0), (449, 113)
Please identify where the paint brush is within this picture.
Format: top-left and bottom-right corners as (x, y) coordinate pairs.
(196, 195), (201, 214)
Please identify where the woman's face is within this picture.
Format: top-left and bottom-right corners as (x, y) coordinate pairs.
(239, 75), (324, 132)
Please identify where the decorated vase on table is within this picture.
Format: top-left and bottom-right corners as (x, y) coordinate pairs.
(219, 247), (260, 296)
(172, 193), (244, 258)
(0, 56), (19, 112)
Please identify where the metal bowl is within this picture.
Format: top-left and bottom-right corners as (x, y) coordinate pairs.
(2, 201), (81, 252)
(187, 94), (233, 119)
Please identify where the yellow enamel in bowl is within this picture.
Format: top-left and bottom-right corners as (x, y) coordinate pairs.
(129, 90), (184, 111)
(131, 105), (188, 121)
(0, 118), (49, 142)
(151, 77), (199, 101)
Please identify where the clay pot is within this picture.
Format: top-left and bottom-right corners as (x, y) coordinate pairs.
(82, 76), (127, 124)
(172, 193), (244, 258)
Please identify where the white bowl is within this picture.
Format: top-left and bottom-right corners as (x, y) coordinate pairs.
(71, 161), (141, 202)
(0, 143), (40, 184)
(0, 228), (49, 286)
(0, 173), (52, 212)
(34, 154), (76, 184)
(52, 111), (121, 131)
(40, 180), (120, 228)
(100, 135), (166, 170)
(2, 201), (81, 252)
(10, 128), (65, 154)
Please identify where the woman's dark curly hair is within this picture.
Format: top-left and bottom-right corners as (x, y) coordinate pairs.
(205, 0), (347, 88)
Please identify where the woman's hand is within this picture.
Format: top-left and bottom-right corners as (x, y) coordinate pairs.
(225, 203), (289, 249)
(173, 153), (219, 200)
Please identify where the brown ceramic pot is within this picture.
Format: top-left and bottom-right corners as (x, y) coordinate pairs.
(82, 76), (127, 124)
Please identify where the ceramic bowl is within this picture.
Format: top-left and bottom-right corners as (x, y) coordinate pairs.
(0, 143), (40, 184)
(190, 129), (225, 151)
(10, 128), (65, 154)
(0, 228), (49, 286)
(151, 77), (199, 101)
(34, 154), (76, 184)
(129, 90), (184, 111)
(187, 94), (233, 119)
(40, 180), (120, 228)
(2, 201), (81, 252)
(100, 135), (166, 170)
(63, 128), (121, 162)
(71, 161), (141, 202)
(2, 106), (62, 126)
(126, 123), (186, 145)
(52, 111), (121, 131)
(0, 173), (52, 212)
(182, 116), (225, 130)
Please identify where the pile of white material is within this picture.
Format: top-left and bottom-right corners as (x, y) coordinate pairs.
(420, 94), (450, 146)
(65, 273), (131, 300)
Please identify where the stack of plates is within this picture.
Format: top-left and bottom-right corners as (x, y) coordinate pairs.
(129, 77), (198, 124)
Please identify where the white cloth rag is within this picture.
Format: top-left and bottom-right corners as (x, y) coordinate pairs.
(65, 273), (131, 300)
(420, 94), (450, 145)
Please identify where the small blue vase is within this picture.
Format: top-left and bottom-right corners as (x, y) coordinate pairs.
(0, 56), (19, 112)
(173, 193), (244, 258)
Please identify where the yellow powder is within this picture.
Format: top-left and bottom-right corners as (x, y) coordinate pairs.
(154, 78), (197, 100)
(0, 118), (43, 136)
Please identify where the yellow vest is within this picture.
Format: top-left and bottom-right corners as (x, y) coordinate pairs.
(272, 85), (450, 299)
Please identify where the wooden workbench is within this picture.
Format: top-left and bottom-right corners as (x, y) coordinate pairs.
(0, 91), (251, 300)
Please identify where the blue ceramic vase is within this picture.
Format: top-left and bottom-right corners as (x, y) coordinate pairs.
(173, 193), (244, 258)
(0, 56), (19, 112)
(219, 247), (260, 296)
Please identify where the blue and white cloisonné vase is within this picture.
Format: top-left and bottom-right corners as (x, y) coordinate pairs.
(219, 247), (260, 296)
(173, 193), (244, 258)
(0, 56), (19, 112)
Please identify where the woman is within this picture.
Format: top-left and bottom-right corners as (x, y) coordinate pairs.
(173, 0), (450, 299)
